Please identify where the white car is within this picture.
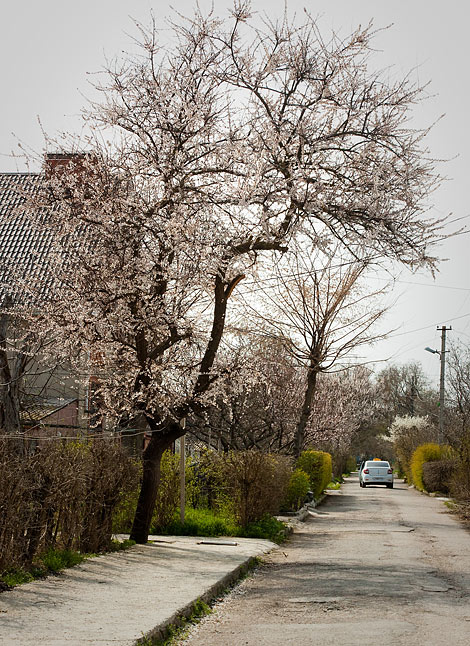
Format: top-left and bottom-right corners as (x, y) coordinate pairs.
(359, 460), (394, 488)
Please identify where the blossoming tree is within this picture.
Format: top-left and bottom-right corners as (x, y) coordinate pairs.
(23, 3), (443, 542)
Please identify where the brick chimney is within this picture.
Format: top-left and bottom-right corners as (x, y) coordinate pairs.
(43, 152), (89, 179)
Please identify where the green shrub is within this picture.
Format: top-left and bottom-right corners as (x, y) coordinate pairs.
(138, 449), (295, 536)
(410, 443), (452, 491)
(112, 484), (140, 534)
(391, 416), (436, 483)
(112, 458), (142, 534)
(190, 449), (227, 511)
(151, 451), (181, 531)
(296, 450), (332, 499)
(344, 456), (357, 475)
(285, 469), (310, 511)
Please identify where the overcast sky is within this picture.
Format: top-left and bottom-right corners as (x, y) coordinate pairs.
(1, 0), (468, 384)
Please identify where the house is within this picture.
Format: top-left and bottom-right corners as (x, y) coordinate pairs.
(0, 160), (86, 442)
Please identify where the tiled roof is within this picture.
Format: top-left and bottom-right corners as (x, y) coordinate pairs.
(20, 396), (78, 423)
(0, 173), (55, 305)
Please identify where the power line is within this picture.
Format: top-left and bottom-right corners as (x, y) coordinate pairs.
(386, 312), (470, 339)
(390, 280), (470, 292)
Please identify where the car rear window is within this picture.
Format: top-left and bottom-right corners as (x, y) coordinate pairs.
(366, 461), (390, 468)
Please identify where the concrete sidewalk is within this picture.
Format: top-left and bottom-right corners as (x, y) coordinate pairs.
(0, 535), (275, 646)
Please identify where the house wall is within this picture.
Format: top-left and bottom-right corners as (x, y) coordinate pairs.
(24, 399), (79, 447)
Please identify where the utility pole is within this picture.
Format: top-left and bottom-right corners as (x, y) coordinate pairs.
(437, 326), (451, 444)
(425, 325), (451, 444)
(179, 418), (186, 524)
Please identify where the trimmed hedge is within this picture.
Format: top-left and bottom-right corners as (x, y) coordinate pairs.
(285, 468), (310, 511)
(222, 450), (292, 526)
(296, 450), (332, 500)
(422, 459), (456, 494)
(410, 443), (452, 491)
(0, 438), (138, 573)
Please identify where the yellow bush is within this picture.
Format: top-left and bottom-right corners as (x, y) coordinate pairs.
(410, 443), (452, 491)
(296, 450), (332, 500)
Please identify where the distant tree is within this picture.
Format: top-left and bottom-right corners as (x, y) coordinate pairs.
(389, 414), (436, 480)
(189, 341), (376, 471)
(375, 362), (437, 431)
(305, 366), (375, 474)
(446, 343), (470, 440)
(21, 3), (443, 542)
(445, 343), (470, 495)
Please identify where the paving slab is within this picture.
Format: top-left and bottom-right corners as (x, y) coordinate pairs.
(0, 535), (275, 646)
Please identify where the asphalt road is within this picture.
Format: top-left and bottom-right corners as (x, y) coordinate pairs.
(179, 475), (470, 645)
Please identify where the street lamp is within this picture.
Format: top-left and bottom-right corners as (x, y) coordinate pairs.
(424, 325), (451, 444)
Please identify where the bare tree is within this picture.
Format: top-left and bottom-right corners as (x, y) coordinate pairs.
(0, 298), (72, 454)
(19, 3), (443, 542)
(446, 344), (470, 494)
(241, 248), (388, 456)
(446, 344), (470, 433)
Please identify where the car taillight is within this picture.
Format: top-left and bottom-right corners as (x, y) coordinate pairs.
(387, 469), (393, 474)
(363, 469), (369, 474)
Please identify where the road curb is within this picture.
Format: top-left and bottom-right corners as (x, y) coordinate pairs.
(276, 492), (329, 531)
(407, 484), (451, 502)
(136, 554), (263, 645)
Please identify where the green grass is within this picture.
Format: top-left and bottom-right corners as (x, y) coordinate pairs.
(153, 507), (240, 538)
(1, 568), (36, 587)
(109, 538), (136, 552)
(1, 549), (85, 589)
(239, 515), (288, 543)
(152, 508), (288, 544)
(0, 540), (136, 590)
(41, 548), (86, 572)
(326, 481), (341, 490)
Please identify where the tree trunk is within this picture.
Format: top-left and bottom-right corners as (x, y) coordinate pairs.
(294, 366), (318, 459)
(130, 273), (242, 543)
(130, 423), (184, 544)
(0, 310), (25, 456)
